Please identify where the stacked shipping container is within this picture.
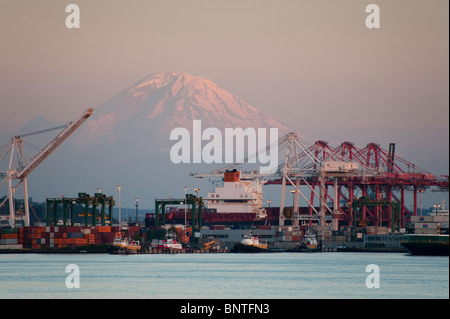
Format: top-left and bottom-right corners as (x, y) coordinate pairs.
(0, 225), (142, 250)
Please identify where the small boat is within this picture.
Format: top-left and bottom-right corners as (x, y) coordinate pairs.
(110, 237), (141, 253)
(231, 234), (269, 253)
(286, 230), (322, 253)
(155, 238), (183, 250)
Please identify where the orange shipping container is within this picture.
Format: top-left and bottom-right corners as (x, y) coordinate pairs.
(75, 238), (88, 245)
(97, 226), (111, 233)
(1, 233), (18, 239)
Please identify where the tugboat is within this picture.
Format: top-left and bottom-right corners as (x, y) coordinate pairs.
(286, 230), (322, 253)
(109, 237), (141, 254)
(154, 230), (183, 250)
(231, 234), (269, 253)
(155, 238), (183, 250)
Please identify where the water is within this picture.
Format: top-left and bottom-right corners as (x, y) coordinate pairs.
(0, 252), (448, 299)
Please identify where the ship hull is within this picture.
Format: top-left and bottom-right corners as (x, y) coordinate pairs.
(401, 242), (449, 256)
(401, 235), (449, 256)
(231, 243), (272, 253)
(285, 246), (322, 253)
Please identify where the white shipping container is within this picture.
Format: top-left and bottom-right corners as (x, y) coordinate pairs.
(411, 216), (448, 223)
(375, 227), (388, 235)
(415, 229), (439, 234)
(0, 238), (19, 245)
(0, 244), (23, 249)
(414, 223), (438, 229)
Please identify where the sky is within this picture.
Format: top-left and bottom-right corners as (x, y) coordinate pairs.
(0, 0), (448, 208)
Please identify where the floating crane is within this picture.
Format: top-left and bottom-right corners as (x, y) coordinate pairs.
(0, 108), (94, 227)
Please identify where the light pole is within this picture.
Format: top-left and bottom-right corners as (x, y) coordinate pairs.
(116, 185), (122, 226)
(183, 186), (188, 227)
(194, 188), (199, 197)
(267, 200), (271, 208)
(433, 204), (440, 214)
(135, 198), (140, 226)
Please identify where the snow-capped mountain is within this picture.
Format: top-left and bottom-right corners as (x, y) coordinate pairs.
(3, 72), (290, 207)
(78, 71), (289, 152)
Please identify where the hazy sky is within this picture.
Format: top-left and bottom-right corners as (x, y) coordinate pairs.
(1, 0), (448, 174)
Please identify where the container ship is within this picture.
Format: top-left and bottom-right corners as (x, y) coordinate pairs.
(401, 201), (449, 256)
(150, 170), (280, 227)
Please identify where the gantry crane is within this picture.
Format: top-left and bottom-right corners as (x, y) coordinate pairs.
(191, 131), (385, 229)
(0, 108), (94, 227)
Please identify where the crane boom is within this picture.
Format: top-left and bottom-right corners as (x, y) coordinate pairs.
(15, 108), (93, 179)
(0, 107), (93, 227)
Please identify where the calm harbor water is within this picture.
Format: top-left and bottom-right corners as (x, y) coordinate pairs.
(0, 252), (448, 299)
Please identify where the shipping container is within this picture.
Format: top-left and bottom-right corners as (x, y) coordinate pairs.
(97, 226), (111, 233)
(1, 233), (18, 239)
(0, 244), (23, 249)
(1, 227), (19, 234)
(0, 238), (19, 245)
(68, 232), (84, 238)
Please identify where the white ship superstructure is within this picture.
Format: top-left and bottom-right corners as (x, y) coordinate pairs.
(206, 170), (267, 218)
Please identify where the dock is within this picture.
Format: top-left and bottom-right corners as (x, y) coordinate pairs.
(111, 248), (229, 254)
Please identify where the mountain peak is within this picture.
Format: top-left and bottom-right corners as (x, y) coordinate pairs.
(80, 71), (288, 151)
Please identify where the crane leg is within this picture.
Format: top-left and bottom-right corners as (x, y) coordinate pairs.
(7, 171), (14, 227)
(23, 177), (30, 226)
